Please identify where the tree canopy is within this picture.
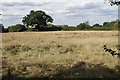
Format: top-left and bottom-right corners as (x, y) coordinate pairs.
(76, 22), (91, 30)
(105, 0), (120, 6)
(22, 10), (53, 28)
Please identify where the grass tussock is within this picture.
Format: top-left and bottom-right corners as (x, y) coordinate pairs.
(3, 44), (32, 55)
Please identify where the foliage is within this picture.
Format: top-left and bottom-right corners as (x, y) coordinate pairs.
(103, 21), (116, 27)
(103, 22), (108, 27)
(85, 21), (89, 25)
(22, 10), (53, 28)
(90, 27), (115, 30)
(0, 24), (4, 33)
(92, 23), (102, 27)
(4, 28), (9, 32)
(62, 26), (76, 31)
(76, 23), (91, 30)
(105, 0), (120, 6)
(8, 24), (26, 32)
(26, 28), (38, 32)
(114, 22), (119, 28)
(36, 24), (62, 31)
(59, 25), (76, 31)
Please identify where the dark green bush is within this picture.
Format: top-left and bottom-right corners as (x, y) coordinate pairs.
(26, 28), (38, 31)
(0, 24), (4, 33)
(76, 23), (91, 30)
(62, 26), (76, 31)
(103, 21), (116, 27)
(35, 24), (62, 31)
(92, 24), (102, 27)
(56, 25), (76, 31)
(8, 24), (26, 32)
(103, 22), (108, 26)
(91, 27), (114, 30)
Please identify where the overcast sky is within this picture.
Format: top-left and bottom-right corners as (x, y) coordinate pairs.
(1, 0), (118, 27)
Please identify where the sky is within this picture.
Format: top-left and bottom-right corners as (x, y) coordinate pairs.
(0, 0), (118, 28)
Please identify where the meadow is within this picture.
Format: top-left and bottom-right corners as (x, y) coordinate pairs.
(2, 31), (120, 78)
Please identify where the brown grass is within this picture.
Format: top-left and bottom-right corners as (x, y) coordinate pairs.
(2, 31), (120, 78)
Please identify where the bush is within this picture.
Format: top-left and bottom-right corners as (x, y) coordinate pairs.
(4, 28), (9, 32)
(0, 24), (4, 33)
(38, 27), (62, 31)
(92, 24), (102, 27)
(62, 26), (76, 31)
(46, 24), (62, 31)
(103, 21), (116, 27)
(35, 24), (62, 31)
(114, 22), (119, 28)
(91, 27), (114, 30)
(76, 23), (91, 30)
(58, 25), (75, 31)
(26, 28), (38, 31)
(103, 22), (108, 27)
(8, 24), (26, 32)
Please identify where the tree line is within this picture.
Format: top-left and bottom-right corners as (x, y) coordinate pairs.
(0, 10), (120, 33)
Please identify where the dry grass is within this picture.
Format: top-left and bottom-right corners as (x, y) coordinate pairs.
(2, 31), (120, 78)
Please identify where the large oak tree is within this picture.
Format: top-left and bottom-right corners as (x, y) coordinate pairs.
(22, 10), (53, 28)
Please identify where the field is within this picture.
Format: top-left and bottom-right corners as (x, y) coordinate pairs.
(2, 31), (120, 78)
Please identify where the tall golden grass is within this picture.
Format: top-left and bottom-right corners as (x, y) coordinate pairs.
(2, 31), (120, 78)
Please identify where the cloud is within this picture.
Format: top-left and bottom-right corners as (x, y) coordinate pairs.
(97, 7), (117, 16)
(2, 0), (103, 3)
(2, 2), (48, 7)
(1, 1), (118, 27)
(67, 2), (101, 10)
(61, 2), (117, 18)
(2, 2), (34, 7)
(2, 15), (23, 27)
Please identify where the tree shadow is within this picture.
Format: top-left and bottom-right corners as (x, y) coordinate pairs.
(53, 61), (120, 78)
(2, 61), (120, 79)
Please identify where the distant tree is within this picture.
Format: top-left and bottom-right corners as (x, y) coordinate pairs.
(76, 23), (85, 30)
(0, 24), (4, 33)
(8, 24), (26, 32)
(92, 23), (102, 27)
(76, 22), (90, 30)
(61, 25), (69, 28)
(22, 10), (53, 29)
(103, 21), (116, 27)
(85, 21), (89, 25)
(60, 25), (76, 31)
(114, 22), (119, 28)
(103, 22), (108, 27)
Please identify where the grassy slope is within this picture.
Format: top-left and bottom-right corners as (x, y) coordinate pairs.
(2, 31), (120, 78)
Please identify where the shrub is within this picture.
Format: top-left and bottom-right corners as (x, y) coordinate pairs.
(91, 27), (114, 30)
(103, 21), (116, 27)
(76, 23), (91, 30)
(0, 24), (4, 33)
(47, 24), (62, 31)
(36, 24), (62, 31)
(26, 28), (38, 31)
(92, 23), (102, 27)
(8, 24), (26, 32)
(61, 27), (76, 31)
(3, 28), (9, 33)
(114, 22), (119, 28)
(103, 22), (108, 27)
(56, 25), (76, 31)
